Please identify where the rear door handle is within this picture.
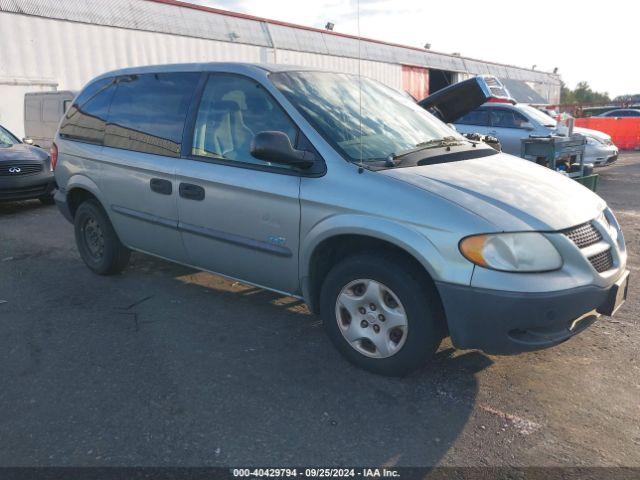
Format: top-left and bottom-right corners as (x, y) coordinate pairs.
(150, 178), (172, 195)
(179, 183), (205, 201)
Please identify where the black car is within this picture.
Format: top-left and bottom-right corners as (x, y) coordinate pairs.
(0, 124), (56, 204)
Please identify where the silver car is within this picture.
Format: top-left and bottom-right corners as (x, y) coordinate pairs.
(598, 108), (640, 117)
(53, 63), (630, 376)
(452, 102), (619, 166)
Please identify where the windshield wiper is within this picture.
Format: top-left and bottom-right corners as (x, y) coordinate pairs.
(388, 136), (467, 165)
(414, 136), (466, 149)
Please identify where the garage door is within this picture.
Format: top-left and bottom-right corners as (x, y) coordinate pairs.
(402, 65), (429, 101)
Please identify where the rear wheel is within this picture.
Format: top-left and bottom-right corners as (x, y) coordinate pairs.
(74, 199), (130, 275)
(320, 253), (445, 376)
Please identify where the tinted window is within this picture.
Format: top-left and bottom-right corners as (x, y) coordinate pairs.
(490, 109), (529, 128)
(59, 77), (115, 145)
(191, 74), (298, 168)
(105, 72), (200, 157)
(456, 109), (490, 126)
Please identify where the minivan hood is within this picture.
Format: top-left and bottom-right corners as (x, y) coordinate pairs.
(0, 143), (48, 162)
(380, 153), (605, 231)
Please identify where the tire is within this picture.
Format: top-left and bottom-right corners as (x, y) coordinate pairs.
(74, 199), (130, 275)
(38, 194), (55, 205)
(320, 253), (445, 376)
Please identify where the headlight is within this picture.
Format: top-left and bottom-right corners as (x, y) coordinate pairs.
(585, 136), (603, 146)
(601, 208), (624, 247)
(459, 232), (562, 272)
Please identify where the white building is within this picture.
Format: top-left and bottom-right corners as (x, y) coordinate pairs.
(0, 0), (562, 138)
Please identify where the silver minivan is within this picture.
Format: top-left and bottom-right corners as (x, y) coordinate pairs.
(53, 63), (630, 376)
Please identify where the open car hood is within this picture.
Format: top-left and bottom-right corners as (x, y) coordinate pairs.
(418, 75), (514, 124)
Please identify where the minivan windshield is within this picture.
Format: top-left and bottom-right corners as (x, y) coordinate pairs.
(270, 71), (464, 163)
(517, 104), (557, 127)
(0, 125), (19, 147)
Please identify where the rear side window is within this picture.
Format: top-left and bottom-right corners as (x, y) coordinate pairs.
(104, 72), (200, 157)
(456, 109), (490, 126)
(59, 77), (115, 145)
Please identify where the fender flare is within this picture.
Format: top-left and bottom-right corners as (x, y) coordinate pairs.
(63, 174), (107, 216)
(64, 173), (102, 203)
(299, 214), (444, 282)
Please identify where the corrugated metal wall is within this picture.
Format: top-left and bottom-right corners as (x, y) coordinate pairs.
(0, 0), (562, 136)
(0, 12), (272, 92)
(0, 0), (561, 85)
(0, 10), (407, 136)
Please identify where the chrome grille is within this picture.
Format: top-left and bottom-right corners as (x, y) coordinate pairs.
(588, 249), (614, 273)
(0, 163), (44, 176)
(563, 222), (602, 248)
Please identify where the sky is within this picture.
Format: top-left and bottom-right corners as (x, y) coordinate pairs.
(187, 0), (640, 98)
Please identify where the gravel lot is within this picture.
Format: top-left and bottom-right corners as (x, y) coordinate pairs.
(0, 153), (638, 467)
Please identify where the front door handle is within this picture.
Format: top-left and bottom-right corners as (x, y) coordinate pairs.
(179, 183), (205, 201)
(150, 178), (172, 195)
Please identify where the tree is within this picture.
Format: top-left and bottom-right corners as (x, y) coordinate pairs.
(560, 81), (610, 104)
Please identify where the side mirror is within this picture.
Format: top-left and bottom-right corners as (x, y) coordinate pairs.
(22, 137), (34, 145)
(521, 121), (535, 131)
(251, 131), (315, 169)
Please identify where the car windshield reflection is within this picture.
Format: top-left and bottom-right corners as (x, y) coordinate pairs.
(271, 71), (461, 163)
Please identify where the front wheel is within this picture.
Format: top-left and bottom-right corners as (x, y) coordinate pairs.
(320, 253), (445, 376)
(74, 199), (130, 275)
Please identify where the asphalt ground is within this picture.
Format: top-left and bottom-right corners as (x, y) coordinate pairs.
(0, 153), (638, 467)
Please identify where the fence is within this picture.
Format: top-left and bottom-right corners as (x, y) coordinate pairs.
(574, 117), (640, 150)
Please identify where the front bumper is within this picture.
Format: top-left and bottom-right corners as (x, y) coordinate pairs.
(585, 144), (618, 166)
(0, 170), (56, 202)
(436, 273), (629, 354)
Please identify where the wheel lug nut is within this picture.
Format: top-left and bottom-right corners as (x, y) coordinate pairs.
(369, 304), (376, 311)
(361, 320), (369, 328)
(359, 307), (366, 315)
(378, 314), (385, 322)
(373, 324), (380, 333)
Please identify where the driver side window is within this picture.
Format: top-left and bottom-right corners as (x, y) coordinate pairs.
(191, 74), (298, 168)
(490, 109), (529, 129)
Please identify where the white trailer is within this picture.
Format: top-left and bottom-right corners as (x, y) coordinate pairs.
(24, 91), (76, 149)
